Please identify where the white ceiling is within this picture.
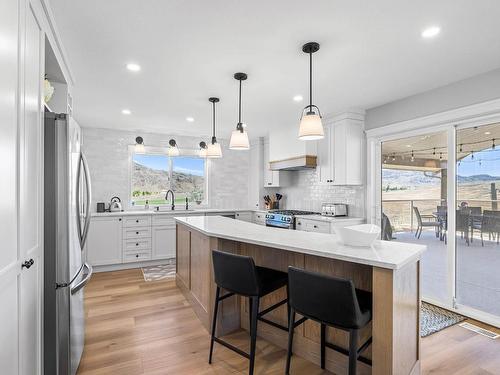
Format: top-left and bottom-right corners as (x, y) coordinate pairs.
(48, 0), (500, 139)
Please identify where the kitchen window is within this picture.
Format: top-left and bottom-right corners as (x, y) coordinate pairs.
(129, 149), (207, 207)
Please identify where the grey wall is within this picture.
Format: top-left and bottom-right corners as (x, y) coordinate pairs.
(366, 68), (500, 130)
(82, 127), (251, 211)
(264, 170), (365, 218)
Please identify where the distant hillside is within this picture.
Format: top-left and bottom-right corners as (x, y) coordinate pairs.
(382, 169), (500, 187)
(132, 162), (204, 195)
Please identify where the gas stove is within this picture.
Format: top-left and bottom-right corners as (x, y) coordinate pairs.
(265, 210), (317, 229)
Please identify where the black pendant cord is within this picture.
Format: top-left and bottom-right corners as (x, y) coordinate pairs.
(212, 101), (216, 144)
(309, 51), (313, 112)
(238, 79), (244, 132)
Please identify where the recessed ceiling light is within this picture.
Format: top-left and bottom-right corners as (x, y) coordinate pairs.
(293, 95), (303, 102)
(421, 26), (441, 39)
(485, 131), (491, 135)
(122, 109), (131, 115)
(186, 117), (194, 122)
(126, 63), (141, 72)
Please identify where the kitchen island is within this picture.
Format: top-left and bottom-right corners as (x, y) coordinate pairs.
(175, 216), (426, 375)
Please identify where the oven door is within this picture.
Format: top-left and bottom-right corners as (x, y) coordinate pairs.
(265, 220), (292, 229)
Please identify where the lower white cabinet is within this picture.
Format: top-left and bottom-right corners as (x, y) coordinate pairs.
(296, 218), (331, 233)
(86, 217), (123, 266)
(152, 225), (176, 259)
(253, 211), (267, 225)
(235, 211), (253, 222)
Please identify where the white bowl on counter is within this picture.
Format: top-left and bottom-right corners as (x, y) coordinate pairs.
(335, 224), (381, 247)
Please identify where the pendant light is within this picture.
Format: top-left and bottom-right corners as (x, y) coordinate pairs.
(168, 139), (180, 156)
(298, 42), (324, 141)
(199, 141), (208, 158)
(206, 97), (222, 158)
(135, 136), (145, 153)
(229, 72), (250, 150)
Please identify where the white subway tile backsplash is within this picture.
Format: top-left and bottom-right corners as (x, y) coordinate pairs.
(264, 169), (365, 217)
(82, 128), (250, 211)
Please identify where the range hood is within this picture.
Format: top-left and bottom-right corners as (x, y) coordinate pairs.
(269, 155), (317, 171)
(268, 126), (318, 171)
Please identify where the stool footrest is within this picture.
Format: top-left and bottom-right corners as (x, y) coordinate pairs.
(324, 340), (372, 366)
(256, 297), (289, 332)
(213, 337), (250, 359)
(258, 316), (289, 332)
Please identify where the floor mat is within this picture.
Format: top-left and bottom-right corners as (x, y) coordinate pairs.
(142, 259), (176, 281)
(421, 302), (465, 337)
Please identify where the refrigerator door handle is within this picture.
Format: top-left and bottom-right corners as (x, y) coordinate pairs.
(71, 263), (93, 295)
(77, 152), (92, 249)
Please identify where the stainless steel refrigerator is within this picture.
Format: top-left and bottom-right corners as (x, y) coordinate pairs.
(44, 112), (93, 375)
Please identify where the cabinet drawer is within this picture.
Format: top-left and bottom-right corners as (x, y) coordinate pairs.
(253, 212), (266, 225)
(123, 251), (151, 263)
(296, 219), (330, 233)
(123, 226), (151, 239)
(123, 216), (152, 228)
(123, 238), (151, 251)
(152, 215), (176, 227)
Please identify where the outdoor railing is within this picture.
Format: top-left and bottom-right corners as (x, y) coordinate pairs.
(382, 198), (500, 232)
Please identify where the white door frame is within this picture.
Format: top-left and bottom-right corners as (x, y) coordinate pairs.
(366, 97), (500, 328)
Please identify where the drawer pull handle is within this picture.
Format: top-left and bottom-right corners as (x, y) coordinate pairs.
(119, 218), (122, 221)
(314, 225), (318, 228)
(136, 231), (139, 235)
(298, 222), (301, 225)
(136, 220), (139, 223)
(136, 243), (139, 246)
(136, 254), (139, 258)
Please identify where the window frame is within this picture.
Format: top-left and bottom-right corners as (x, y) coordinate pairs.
(127, 145), (209, 209)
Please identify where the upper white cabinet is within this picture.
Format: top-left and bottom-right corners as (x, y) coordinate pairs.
(263, 139), (291, 187)
(86, 217), (123, 266)
(316, 112), (365, 185)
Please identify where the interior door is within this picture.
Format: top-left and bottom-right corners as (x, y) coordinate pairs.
(0, 0), (21, 373)
(19, 5), (44, 375)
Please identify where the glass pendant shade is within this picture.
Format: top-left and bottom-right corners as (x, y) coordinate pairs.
(206, 142), (222, 158)
(229, 129), (250, 150)
(199, 147), (207, 158)
(168, 146), (180, 156)
(298, 113), (324, 140)
(135, 136), (145, 153)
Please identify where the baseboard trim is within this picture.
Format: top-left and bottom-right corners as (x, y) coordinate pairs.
(92, 259), (172, 273)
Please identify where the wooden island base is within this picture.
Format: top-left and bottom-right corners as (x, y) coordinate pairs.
(176, 223), (420, 375)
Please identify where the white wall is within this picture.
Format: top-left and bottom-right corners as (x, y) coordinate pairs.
(366, 68), (500, 130)
(82, 127), (251, 211)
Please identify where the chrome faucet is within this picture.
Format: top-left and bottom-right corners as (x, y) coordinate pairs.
(165, 190), (175, 210)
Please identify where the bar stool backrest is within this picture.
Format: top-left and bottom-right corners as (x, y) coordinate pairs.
(288, 266), (363, 329)
(212, 250), (260, 296)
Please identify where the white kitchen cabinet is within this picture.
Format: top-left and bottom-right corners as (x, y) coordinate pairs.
(86, 217), (123, 266)
(253, 211), (267, 225)
(235, 211), (253, 222)
(296, 218), (331, 233)
(152, 225), (176, 259)
(317, 113), (364, 185)
(263, 139), (290, 187)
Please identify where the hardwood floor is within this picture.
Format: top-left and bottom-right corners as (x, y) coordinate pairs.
(77, 269), (500, 375)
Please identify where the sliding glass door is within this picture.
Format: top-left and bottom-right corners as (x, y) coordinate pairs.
(381, 130), (450, 305)
(455, 123), (500, 319)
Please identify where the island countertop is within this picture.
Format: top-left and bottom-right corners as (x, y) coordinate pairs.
(174, 216), (425, 270)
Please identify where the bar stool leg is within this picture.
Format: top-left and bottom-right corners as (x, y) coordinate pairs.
(285, 308), (296, 375)
(249, 296), (260, 375)
(248, 297), (253, 332)
(348, 329), (358, 375)
(320, 323), (326, 369)
(208, 286), (220, 364)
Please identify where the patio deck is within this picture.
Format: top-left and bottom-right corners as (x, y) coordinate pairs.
(392, 230), (500, 317)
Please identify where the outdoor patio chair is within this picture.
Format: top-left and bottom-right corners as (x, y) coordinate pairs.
(456, 210), (470, 246)
(468, 206), (482, 243)
(413, 206), (440, 239)
(480, 210), (500, 246)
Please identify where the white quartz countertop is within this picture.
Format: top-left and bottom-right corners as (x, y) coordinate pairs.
(294, 214), (365, 223)
(91, 208), (266, 217)
(175, 216), (425, 270)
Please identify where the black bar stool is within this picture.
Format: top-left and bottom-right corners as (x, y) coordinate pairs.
(285, 266), (372, 375)
(209, 250), (289, 375)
